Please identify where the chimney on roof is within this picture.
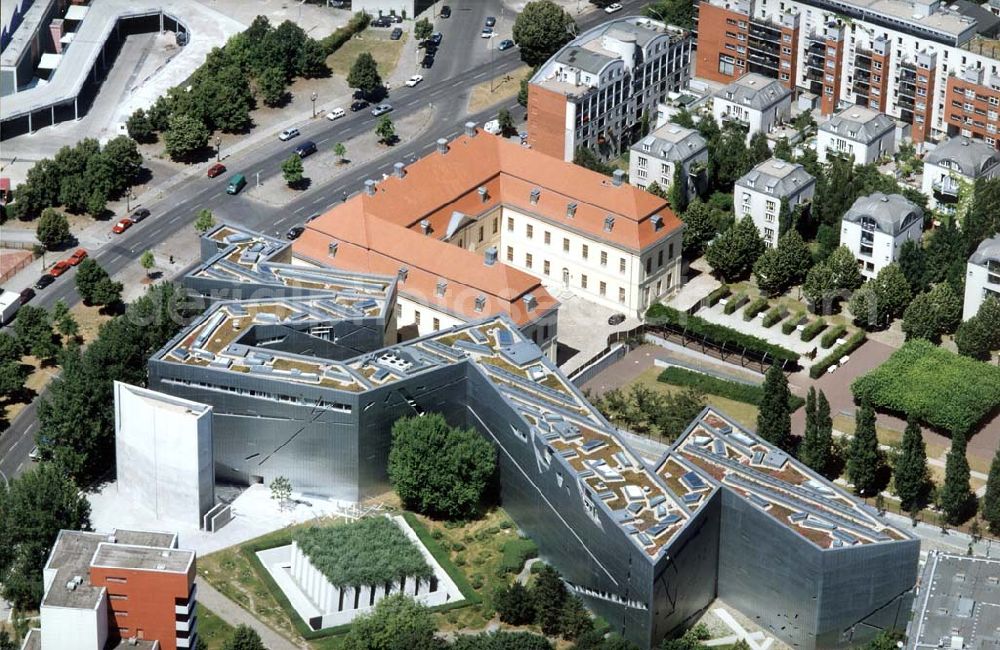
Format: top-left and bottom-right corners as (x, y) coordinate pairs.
(651, 214), (664, 231)
(437, 138), (449, 154)
(398, 267), (409, 282)
(604, 215), (615, 232)
(484, 246), (498, 266)
(465, 121), (477, 137)
(393, 162), (405, 178)
(478, 186), (488, 202)
(436, 280), (448, 296)
(474, 295), (486, 312)
(529, 187), (541, 205)
(566, 202), (577, 218)
(523, 294), (538, 312)
(364, 179), (376, 196)
(328, 242), (338, 257)
(420, 219), (432, 234)
(612, 169), (625, 187)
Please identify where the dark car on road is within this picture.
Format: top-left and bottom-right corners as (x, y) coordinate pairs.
(286, 226), (305, 240)
(371, 104), (393, 116)
(421, 54), (435, 68)
(498, 39), (515, 50)
(485, 16), (497, 27)
(372, 16), (392, 27)
(350, 100), (369, 112)
(34, 274), (55, 290)
(390, 27), (403, 40)
(131, 208), (151, 222)
(440, 5), (451, 18)
(608, 313), (626, 325)
(294, 140), (317, 158)
(19, 287), (35, 304)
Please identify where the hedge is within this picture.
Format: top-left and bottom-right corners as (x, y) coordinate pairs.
(319, 11), (371, 54)
(743, 297), (769, 321)
(809, 330), (866, 379)
(851, 339), (1000, 435)
(646, 304), (799, 362)
(724, 292), (748, 315)
(801, 318), (827, 342)
(819, 324), (847, 349)
(706, 285), (731, 308)
(763, 305), (788, 328)
(782, 311), (806, 335)
(659, 366), (805, 411)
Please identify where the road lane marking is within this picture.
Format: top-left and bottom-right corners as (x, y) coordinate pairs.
(294, 206), (306, 214)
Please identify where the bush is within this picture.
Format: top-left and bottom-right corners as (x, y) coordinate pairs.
(646, 304), (798, 363)
(499, 537), (538, 575)
(658, 366), (804, 411)
(763, 305), (788, 328)
(810, 330), (867, 379)
(706, 285), (731, 307)
(800, 318), (827, 342)
(743, 297), (769, 321)
(724, 292), (748, 315)
(820, 324), (847, 349)
(319, 11), (370, 54)
(782, 310), (806, 335)
(851, 339), (1000, 434)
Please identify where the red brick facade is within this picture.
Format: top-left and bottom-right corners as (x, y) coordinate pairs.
(696, 2), (747, 84)
(527, 83), (569, 160)
(945, 74), (1000, 149)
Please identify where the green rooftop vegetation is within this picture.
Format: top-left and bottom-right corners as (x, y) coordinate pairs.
(294, 517), (433, 588)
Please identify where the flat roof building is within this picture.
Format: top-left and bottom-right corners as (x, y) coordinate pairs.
(910, 552), (1000, 650)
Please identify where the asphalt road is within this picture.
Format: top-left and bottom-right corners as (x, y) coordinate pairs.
(0, 0), (649, 481)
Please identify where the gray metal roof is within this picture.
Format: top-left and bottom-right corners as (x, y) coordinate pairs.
(842, 193), (923, 235)
(631, 123), (707, 163)
(970, 234), (1000, 266)
(819, 106), (896, 143)
(735, 158), (815, 198)
(554, 46), (616, 75)
(715, 73), (791, 111)
(926, 136), (1000, 178)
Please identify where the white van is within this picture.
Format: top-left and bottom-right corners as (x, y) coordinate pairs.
(327, 107), (346, 121)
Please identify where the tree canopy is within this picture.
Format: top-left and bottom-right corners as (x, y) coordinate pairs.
(939, 433), (976, 525)
(221, 625), (266, 650)
(342, 594), (438, 650)
(348, 52), (383, 95)
(281, 154), (305, 187)
(756, 366), (792, 451)
(706, 215), (765, 281)
(894, 417), (930, 514)
(847, 401), (883, 497)
(36, 208), (72, 250)
(512, 1), (576, 67)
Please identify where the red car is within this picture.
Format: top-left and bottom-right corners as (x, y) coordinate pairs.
(67, 249), (88, 265)
(207, 163), (227, 178)
(112, 218), (133, 234)
(49, 260), (72, 277)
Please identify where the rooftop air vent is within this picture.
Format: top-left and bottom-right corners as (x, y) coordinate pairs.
(393, 162), (405, 178)
(612, 169), (625, 186)
(484, 246), (498, 266)
(465, 121), (477, 137)
(436, 280), (448, 297)
(364, 179), (376, 196)
(566, 202), (577, 218)
(474, 295), (486, 312)
(437, 138), (449, 154)
(420, 219), (432, 234)
(604, 215), (615, 232)
(478, 186), (488, 202)
(530, 188), (541, 205)
(398, 267), (409, 282)
(328, 242), (338, 257)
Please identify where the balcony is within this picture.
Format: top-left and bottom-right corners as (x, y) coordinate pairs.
(176, 613), (196, 633)
(932, 177), (961, 198)
(176, 619), (198, 649)
(860, 245), (874, 257)
(175, 583), (197, 615)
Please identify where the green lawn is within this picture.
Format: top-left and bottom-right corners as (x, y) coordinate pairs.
(326, 29), (407, 79)
(632, 367), (760, 430)
(197, 605), (235, 650)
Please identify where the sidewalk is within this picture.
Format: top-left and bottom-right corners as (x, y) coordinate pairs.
(195, 578), (305, 650)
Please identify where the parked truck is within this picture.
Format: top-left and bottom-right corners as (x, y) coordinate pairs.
(0, 289), (21, 325)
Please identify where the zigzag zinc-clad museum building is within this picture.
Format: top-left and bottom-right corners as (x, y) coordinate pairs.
(130, 218), (922, 650)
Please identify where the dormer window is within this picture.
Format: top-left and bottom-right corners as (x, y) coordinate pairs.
(474, 295), (486, 312)
(604, 215), (615, 232)
(398, 267), (409, 282)
(566, 202), (577, 218)
(436, 280), (448, 297)
(328, 242), (338, 257)
(530, 188), (541, 205)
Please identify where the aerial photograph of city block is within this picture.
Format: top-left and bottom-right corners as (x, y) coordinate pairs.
(1, 0), (999, 649)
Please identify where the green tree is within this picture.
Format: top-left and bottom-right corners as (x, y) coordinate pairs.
(799, 387), (820, 469)
(282, 154), (305, 187)
(924, 218), (967, 290)
(512, 1), (576, 67)
(753, 230), (811, 296)
(748, 131), (770, 166)
(164, 113), (210, 161)
(847, 401), (882, 497)
(375, 116), (396, 145)
(334, 142), (347, 164)
(813, 390), (834, 476)
(573, 147), (614, 176)
(963, 176), (1000, 251)
(705, 215), (764, 281)
(269, 475), (292, 510)
(498, 107), (515, 136)
(126, 108), (156, 143)
(518, 75), (530, 108)
(982, 448), (1000, 534)
(257, 65), (288, 106)
(14, 305), (57, 360)
(100, 136), (144, 193)
(221, 625), (266, 650)
(51, 300), (79, 341)
(898, 239), (928, 295)
(643, 0), (696, 29)
(342, 594), (438, 650)
(827, 246), (864, 292)
(531, 565), (568, 636)
(414, 17), (433, 41)
(0, 629), (15, 650)
(0, 464), (91, 609)
(668, 164), (687, 213)
(802, 261), (837, 312)
(773, 137), (794, 162)
(680, 199), (718, 257)
(0, 332), (28, 399)
(756, 365), (792, 451)
(388, 414), (496, 520)
(75, 258), (121, 307)
(559, 596), (594, 640)
(894, 417), (931, 514)
(347, 52), (383, 96)
(36, 208), (71, 250)
(850, 263), (912, 329)
(955, 314), (995, 360)
(940, 433), (976, 525)
(494, 582), (535, 625)
(713, 123), (751, 190)
(902, 282), (962, 343)
(195, 208), (216, 234)
(140, 250), (156, 278)
(644, 180), (668, 199)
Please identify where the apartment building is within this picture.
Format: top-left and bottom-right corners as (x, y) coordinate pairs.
(922, 135), (1000, 210)
(817, 105), (897, 163)
(527, 16), (692, 161)
(963, 234), (1000, 319)
(841, 193), (924, 277)
(628, 122), (708, 204)
(735, 158), (816, 247)
(22, 529), (196, 650)
(294, 125), (684, 323)
(695, 0), (1000, 147)
(711, 73), (792, 138)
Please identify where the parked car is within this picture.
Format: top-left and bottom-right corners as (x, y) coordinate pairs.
(286, 226), (305, 240)
(49, 260), (72, 277)
(608, 313), (626, 325)
(481, 27), (495, 38)
(68, 249), (88, 265)
(372, 16), (392, 27)
(604, 2), (623, 13)
(391, 14), (403, 23)
(421, 54), (435, 68)
(390, 27), (403, 40)
(350, 100), (370, 112)
(327, 107), (346, 121)
(29, 446), (40, 462)
(305, 213), (321, 223)
(207, 162), (227, 178)
(405, 75), (423, 87)
(34, 274), (55, 290)
(19, 287), (35, 304)
(498, 39), (515, 50)
(131, 208), (150, 223)
(371, 104), (393, 116)
(294, 140), (317, 158)
(227, 173), (247, 195)
(111, 218), (133, 235)
(440, 5), (451, 18)
(278, 127), (300, 141)
(430, 32), (443, 45)
(485, 16), (497, 27)
(422, 41), (438, 55)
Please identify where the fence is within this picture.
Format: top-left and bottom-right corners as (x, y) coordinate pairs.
(0, 249), (33, 284)
(569, 343), (628, 388)
(644, 323), (799, 374)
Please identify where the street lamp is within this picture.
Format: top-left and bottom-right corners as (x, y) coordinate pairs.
(215, 136), (222, 162)
(125, 184), (133, 212)
(311, 91), (318, 118)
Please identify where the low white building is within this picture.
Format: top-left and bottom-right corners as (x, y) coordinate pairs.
(629, 122), (708, 205)
(735, 158), (815, 248)
(963, 235), (1000, 320)
(816, 106), (896, 164)
(922, 137), (1000, 212)
(840, 193), (923, 278)
(712, 73), (792, 139)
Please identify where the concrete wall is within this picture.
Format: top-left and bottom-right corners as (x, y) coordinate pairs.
(40, 597), (108, 650)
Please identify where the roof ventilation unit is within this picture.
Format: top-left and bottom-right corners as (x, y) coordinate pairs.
(604, 215), (615, 232)
(364, 179), (376, 196)
(328, 242), (338, 257)
(398, 267), (409, 282)
(530, 187), (541, 204)
(613, 169), (625, 186)
(566, 202), (577, 218)
(393, 162), (405, 178)
(420, 219), (432, 234)
(484, 246), (498, 266)
(478, 186), (488, 202)
(465, 121), (477, 137)
(436, 280), (448, 296)
(474, 295), (487, 312)
(437, 138), (449, 154)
